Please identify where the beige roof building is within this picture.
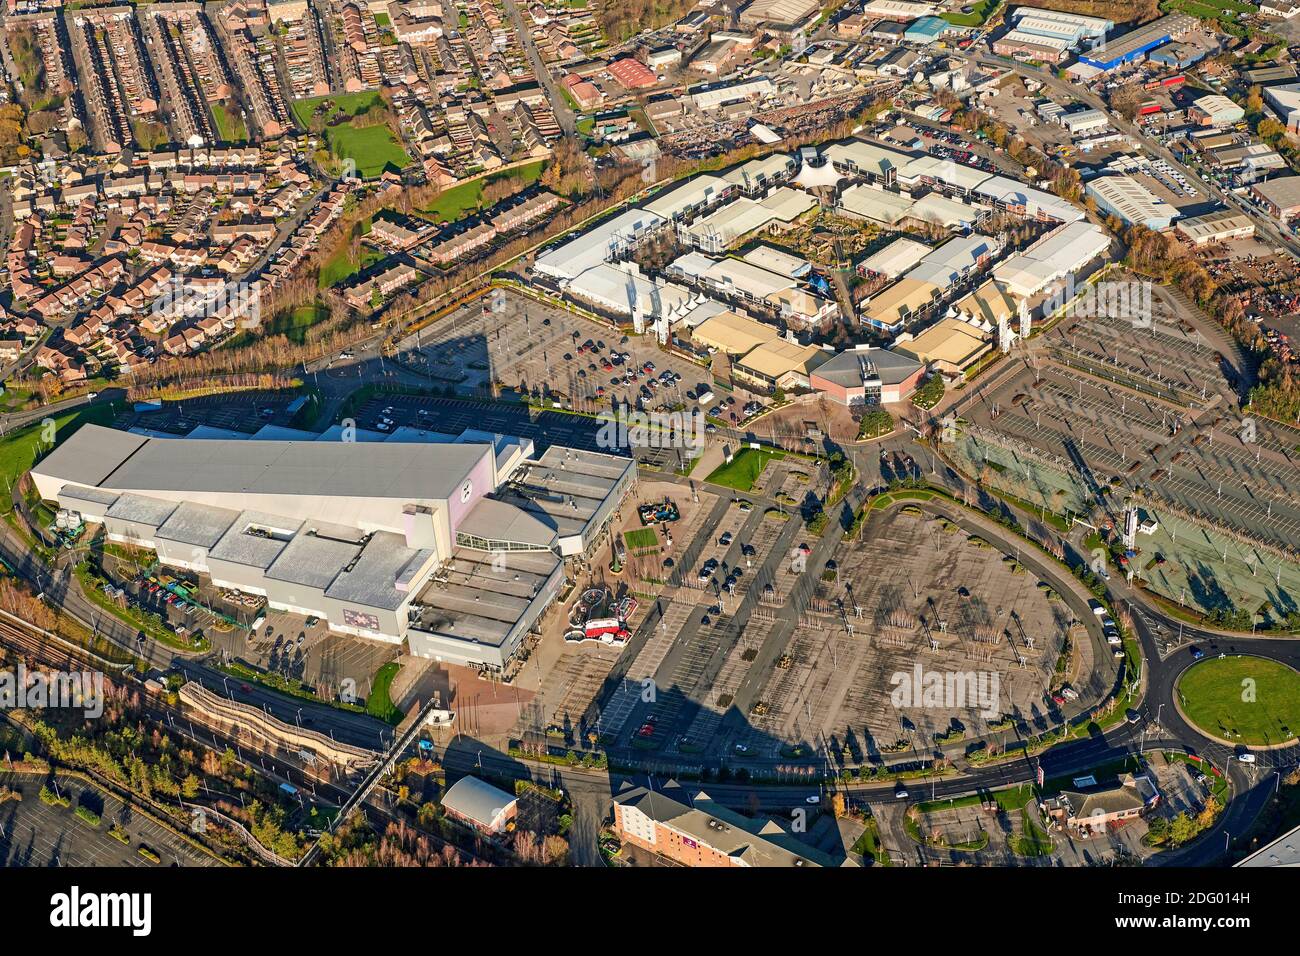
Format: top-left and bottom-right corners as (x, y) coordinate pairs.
(895, 318), (991, 375)
(734, 338), (829, 390)
(692, 310), (780, 355)
(862, 277), (941, 334)
(954, 280), (1022, 329)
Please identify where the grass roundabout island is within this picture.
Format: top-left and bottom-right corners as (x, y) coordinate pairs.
(1176, 655), (1300, 747)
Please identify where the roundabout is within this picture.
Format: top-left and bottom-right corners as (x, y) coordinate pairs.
(1175, 655), (1300, 748)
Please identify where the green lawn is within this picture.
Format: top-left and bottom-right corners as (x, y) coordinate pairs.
(941, 0), (1002, 25)
(912, 374), (944, 410)
(291, 91), (385, 129)
(325, 123), (410, 179)
(1010, 807), (1054, 857)
(418, 161), (547, 224)
(1177, 656), (1300, 746)
(704, 447), (784, 491)
(317, 244), (386, 289)
(0, 403), (115, 503)
(266, 303), (329, 343)
(366, 661), (403, 724)
(624, 527), (659, 551)
(917, 784), (1033, 815)
(850, 819), (890, 865)
(0, 383), (36, 413)
(210, 101), (248, 143)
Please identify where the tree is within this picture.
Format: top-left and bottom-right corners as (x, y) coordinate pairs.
(1109, 84), (1145, 122)
(1196, 796), (1221, 830)
(1169, 811), (1198, 845)
(1247, 86), (1265, 116)
(417, 801), (437, 828)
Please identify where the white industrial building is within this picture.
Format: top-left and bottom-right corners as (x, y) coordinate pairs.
(535, 208), (666, 282)
(823, 139), (916, 186)
(1085, 174), (1177, 230)
(973, 175), (1085, 223)
(910, 192), (988, 230)
(32, 425), (635, 671)
(898, 154), (993, 194)
(992, 220), (1110, 299)
(837, 184), (916, 224)
(1265, 83), (1300, 132)
(1061, 108), (1110, 136)
(741, 244), (812, 278)
(643, 174), (736, 222)
(861, 0), (939, 19)
(1175, 209), (1256, 246)
(720, 153), (799, 195)
(564, 261), (696, 329)
(668, 252), (837, 326)
(857, 237), (933, 278)
(1007, 6), (1112, 46)
(689, 76), (774, 111)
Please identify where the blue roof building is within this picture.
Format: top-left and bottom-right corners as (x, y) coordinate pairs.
(1078, 12), (1196, 71)
(904, 16), (949, 45)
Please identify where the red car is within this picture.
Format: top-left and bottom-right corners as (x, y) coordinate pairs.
(638, 723), (655, 737)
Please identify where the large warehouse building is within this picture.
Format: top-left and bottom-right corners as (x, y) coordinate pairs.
(1077, 13), (1196, 71)
(1006, 6), (1112, 47)
(1084, 175), (1177, 231)
(31, 425), (635, 671)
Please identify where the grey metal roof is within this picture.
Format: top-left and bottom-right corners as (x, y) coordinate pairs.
(1237, 822), (1300, 867)
(250, 425), (319, 441)
(105, 492), (180, 527)
(208, 511), (303, 569)
(537, 444), (633, 477)
(325, 532), (433, 611)
(457, 498), (558, 548)
(154, 501), (241, 548)
(58, 484), (121, 508)
(80, 426), (491, 503)
(34, 425), (147, 489)
(265, 532), (359, 590)
(411, 547), (561, 646)
(814, 347), (922, 387)
(440, 775), (516, 826)
(313, 424), (389, 442)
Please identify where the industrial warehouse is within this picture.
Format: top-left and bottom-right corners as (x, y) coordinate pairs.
(30, 424), (636, 671)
